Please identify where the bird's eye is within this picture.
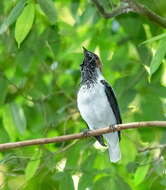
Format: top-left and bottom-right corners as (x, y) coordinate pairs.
(86, 53), (93, 61)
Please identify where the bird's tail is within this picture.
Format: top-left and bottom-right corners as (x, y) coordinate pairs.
(103, 132), (121, 163)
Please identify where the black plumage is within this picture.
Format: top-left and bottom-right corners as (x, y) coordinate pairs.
(100, 80), (122, 140)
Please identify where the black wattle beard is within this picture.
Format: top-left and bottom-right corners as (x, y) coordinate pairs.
(80, 67), (97, 87)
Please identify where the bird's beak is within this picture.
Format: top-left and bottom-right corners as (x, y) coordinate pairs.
(82, 47), (94, 59)
(82, 46), (88, 56)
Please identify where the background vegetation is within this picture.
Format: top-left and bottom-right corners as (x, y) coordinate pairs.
(0, 0), (166, 189)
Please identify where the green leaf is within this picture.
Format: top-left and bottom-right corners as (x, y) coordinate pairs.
(134, 164), (150, 186)
(60, 173), (74, 190)
(94, 177), (115, 190)
(78, 174), (94, 190)
(2, 103), (26, 139)
(53, 172), (74, 190)
(121, 137), (137, 164)
(150, 38), (166, 77)
(140, 33), (166, 45)
(114, 176), (132, 190)
(0, 0), (27, 34)
(37, 0), (56, 24)
(2, 104), (17, 141)
(15, 3), (35, 47)
(10, 103), (27, 135)
(25, 149), (42, 181)
(0, 77), (8, 105)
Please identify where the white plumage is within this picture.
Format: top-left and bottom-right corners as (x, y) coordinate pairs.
(77, 71), (121, 162)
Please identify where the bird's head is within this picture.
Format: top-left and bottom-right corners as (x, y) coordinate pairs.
(80, 47), (103, 84)
(81, 47), (102, 72)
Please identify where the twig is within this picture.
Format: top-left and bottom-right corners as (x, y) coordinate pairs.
(91, 0), (166, 28)
(91, 0), (132, 18)
(139, 144), (166, 152)
(123, 0), (166, 28)
(0, 121), (165, 151)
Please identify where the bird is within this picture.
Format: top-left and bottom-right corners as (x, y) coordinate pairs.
(77, 47), (122, 163)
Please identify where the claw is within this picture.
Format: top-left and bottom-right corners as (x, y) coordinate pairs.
(82, 129), (90, 137)
(109, 124), (117, 132)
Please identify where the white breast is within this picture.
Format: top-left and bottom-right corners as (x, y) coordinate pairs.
(77, 80), (116, 130)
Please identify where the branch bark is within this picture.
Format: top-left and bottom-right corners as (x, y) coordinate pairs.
(91, 0), (132, 18)
(0, 121), (166, 151)
(123, 0), (166, 28)
(91, 0), (166, 28)
(139, 144), (166, 152)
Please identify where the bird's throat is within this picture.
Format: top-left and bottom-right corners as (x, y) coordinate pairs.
(81, 68), (98, 87)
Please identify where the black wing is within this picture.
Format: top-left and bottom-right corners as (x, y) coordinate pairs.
(100, 80), (122, 140)
(95, 135), (106, 146)
(85, 123), (106, 146)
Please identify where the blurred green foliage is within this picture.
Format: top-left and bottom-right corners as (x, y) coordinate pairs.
(0, 0), (166, 189)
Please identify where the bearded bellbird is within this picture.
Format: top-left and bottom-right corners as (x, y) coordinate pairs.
(77, 47), (122, 163)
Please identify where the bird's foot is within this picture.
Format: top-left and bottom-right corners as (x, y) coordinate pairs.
(82, 129), (90, 137)
(109, 124), (117, 132)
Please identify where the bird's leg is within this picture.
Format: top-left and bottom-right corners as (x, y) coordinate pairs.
(109, 124), (117, 132)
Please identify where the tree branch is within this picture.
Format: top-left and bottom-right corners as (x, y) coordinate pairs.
(123, 0), (166, 28)
(91, 0), (132, 18)
(91, 0), (166, 28)
(0, 121), (166, 151)
(139, 144), (166, 152)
